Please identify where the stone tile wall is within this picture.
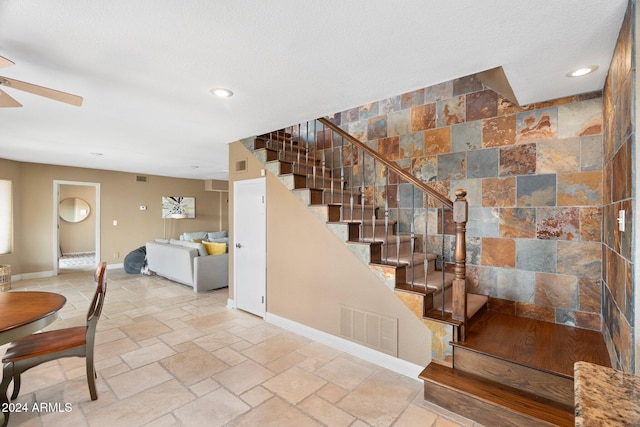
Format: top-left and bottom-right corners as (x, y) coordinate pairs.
(321, 75), (604, 332)
(603, 2), (634, 372)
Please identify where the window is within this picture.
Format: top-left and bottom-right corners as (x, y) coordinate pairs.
(0, 180), (11, 254)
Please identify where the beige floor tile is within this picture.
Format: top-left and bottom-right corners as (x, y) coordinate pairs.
(392, 403), (439, 426)
(313, 356), (374, 390)
(14, 363), (66, 396)
(121, 341), (176, 369)
(296, 356), (325, 372)
(298, 395), (356, 427)
(120, 316), (172, 341)
(234, 323), (283, 344)
(173, 387), (250, 426)
(231, 396), (322, 427)
(98, 361), (131, 379)
(94, 337), (139, 361)
(263, 366), (327, 404)
(158, 326), (204, 347)
(161, 318), (189, 330)
(142, 413), (180, 426)
(160, 347), (228, 386)
(316, 382), (349, 403)
(241, 334), (307, 365)
(212, 346), (248, 366)
(351, 420), (373, 427)
(213, 359), (275, 395)
(297, 341), (343, 363)
(230, 340), (252, 351)
(85, 380), (193, 427)
(95, 327), (127, 345)
(185, 311), (239, 330)
(338, 371), (420, 427)
(193, 330), (242, 352)
(190, 377), (221, 397)
(240, 385), (273, 407)
(265, 349), (307, 373)
(106, 362), (173, 399)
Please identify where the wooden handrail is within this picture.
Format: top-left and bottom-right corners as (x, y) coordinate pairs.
(318, 117), (454, 209)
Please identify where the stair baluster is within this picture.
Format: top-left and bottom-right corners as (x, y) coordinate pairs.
(253, 117), (480, 348)
(384, 168), (390, 264)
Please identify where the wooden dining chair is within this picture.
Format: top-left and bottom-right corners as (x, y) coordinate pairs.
(1, 262), (107, 426)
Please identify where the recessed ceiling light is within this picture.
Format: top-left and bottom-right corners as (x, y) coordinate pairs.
(90, 152), (103, 156)
(566, 65), (599, 78)
(210, 87), (233, 98)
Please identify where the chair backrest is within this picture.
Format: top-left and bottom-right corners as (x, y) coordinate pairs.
(86, 262), (107, 331)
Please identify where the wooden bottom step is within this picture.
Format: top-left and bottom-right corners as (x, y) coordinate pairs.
(420, 363), (574, 427)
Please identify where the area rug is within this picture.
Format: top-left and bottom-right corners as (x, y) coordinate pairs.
(59, 252), (96, 269)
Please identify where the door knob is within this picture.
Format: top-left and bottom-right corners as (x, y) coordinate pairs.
(235, 243), (243, 248)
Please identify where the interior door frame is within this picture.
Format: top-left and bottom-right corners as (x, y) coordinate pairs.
(233, 177), (266, 317)
(53, 180), (101, 275)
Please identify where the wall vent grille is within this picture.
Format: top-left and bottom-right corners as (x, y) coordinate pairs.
(235, 159), (247, 173)
(340, 305), (398, 357)
(136, 175), (148, 182)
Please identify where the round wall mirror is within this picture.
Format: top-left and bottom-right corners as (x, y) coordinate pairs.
(59, 198), (91, 223)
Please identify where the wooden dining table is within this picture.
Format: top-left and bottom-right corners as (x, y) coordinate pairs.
(0, 291), (67, 346)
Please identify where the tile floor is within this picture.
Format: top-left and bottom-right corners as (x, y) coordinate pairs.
(1, 268), (482, 426)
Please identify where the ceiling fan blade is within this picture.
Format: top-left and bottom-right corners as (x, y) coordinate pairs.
(0, 76), (83, 106)
(0, 56), (14, 69)
(0, 88), (22, 107)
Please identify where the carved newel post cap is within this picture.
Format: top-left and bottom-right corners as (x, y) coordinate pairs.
(455, 188), (467, 200)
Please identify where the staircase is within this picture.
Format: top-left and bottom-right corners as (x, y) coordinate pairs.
(245, 119), (611, 426)
(247, 120), (487, 344)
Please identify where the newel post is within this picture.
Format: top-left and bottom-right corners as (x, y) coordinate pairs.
(452, 189), (468, 340)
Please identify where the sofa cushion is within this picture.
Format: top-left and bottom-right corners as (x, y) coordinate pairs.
(202, 241), (226, 255)
(181, 231), (208, 241)
(207, 231), (228, 239)
(181, 240), (207, 256)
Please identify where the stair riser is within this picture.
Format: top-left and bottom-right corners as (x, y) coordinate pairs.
(453, 347), (574, 408)
(422, 381), (566, 427)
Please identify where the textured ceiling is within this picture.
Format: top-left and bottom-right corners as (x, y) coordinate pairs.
(0, 1), (628, 180)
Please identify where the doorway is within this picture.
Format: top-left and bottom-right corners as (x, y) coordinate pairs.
(233, 177), (266, 317)
(53, 181), (100, 275)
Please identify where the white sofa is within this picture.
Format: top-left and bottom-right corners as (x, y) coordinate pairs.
(145, 239), (228, 292)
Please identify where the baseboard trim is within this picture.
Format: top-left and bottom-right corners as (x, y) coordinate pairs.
(18, 271), (54, 280)
(265, 312), (424, 379)
(12, 263), (123, 281)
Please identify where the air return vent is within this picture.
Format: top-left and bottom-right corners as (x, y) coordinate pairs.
(136, 175), (148, 182)
(340, 306), (398, 357)
(235, 159), (247, 173)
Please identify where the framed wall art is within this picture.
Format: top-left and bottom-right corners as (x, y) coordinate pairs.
(162, 196), (195, 219)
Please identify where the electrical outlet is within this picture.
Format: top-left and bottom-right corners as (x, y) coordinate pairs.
(114, 251), (120, 258)
(618, 210), (626, 232)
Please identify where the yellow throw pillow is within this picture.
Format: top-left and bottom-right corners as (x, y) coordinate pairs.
(202, 241), (226, 255)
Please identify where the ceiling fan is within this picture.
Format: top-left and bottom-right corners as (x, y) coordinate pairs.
(0, 55), (83, 108)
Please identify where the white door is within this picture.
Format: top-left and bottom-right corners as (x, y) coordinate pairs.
(234, 178), (266, 317)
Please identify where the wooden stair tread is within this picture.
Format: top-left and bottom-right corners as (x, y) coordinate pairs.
(420, 363), (574, 426)
(456, 311), (611, 378)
